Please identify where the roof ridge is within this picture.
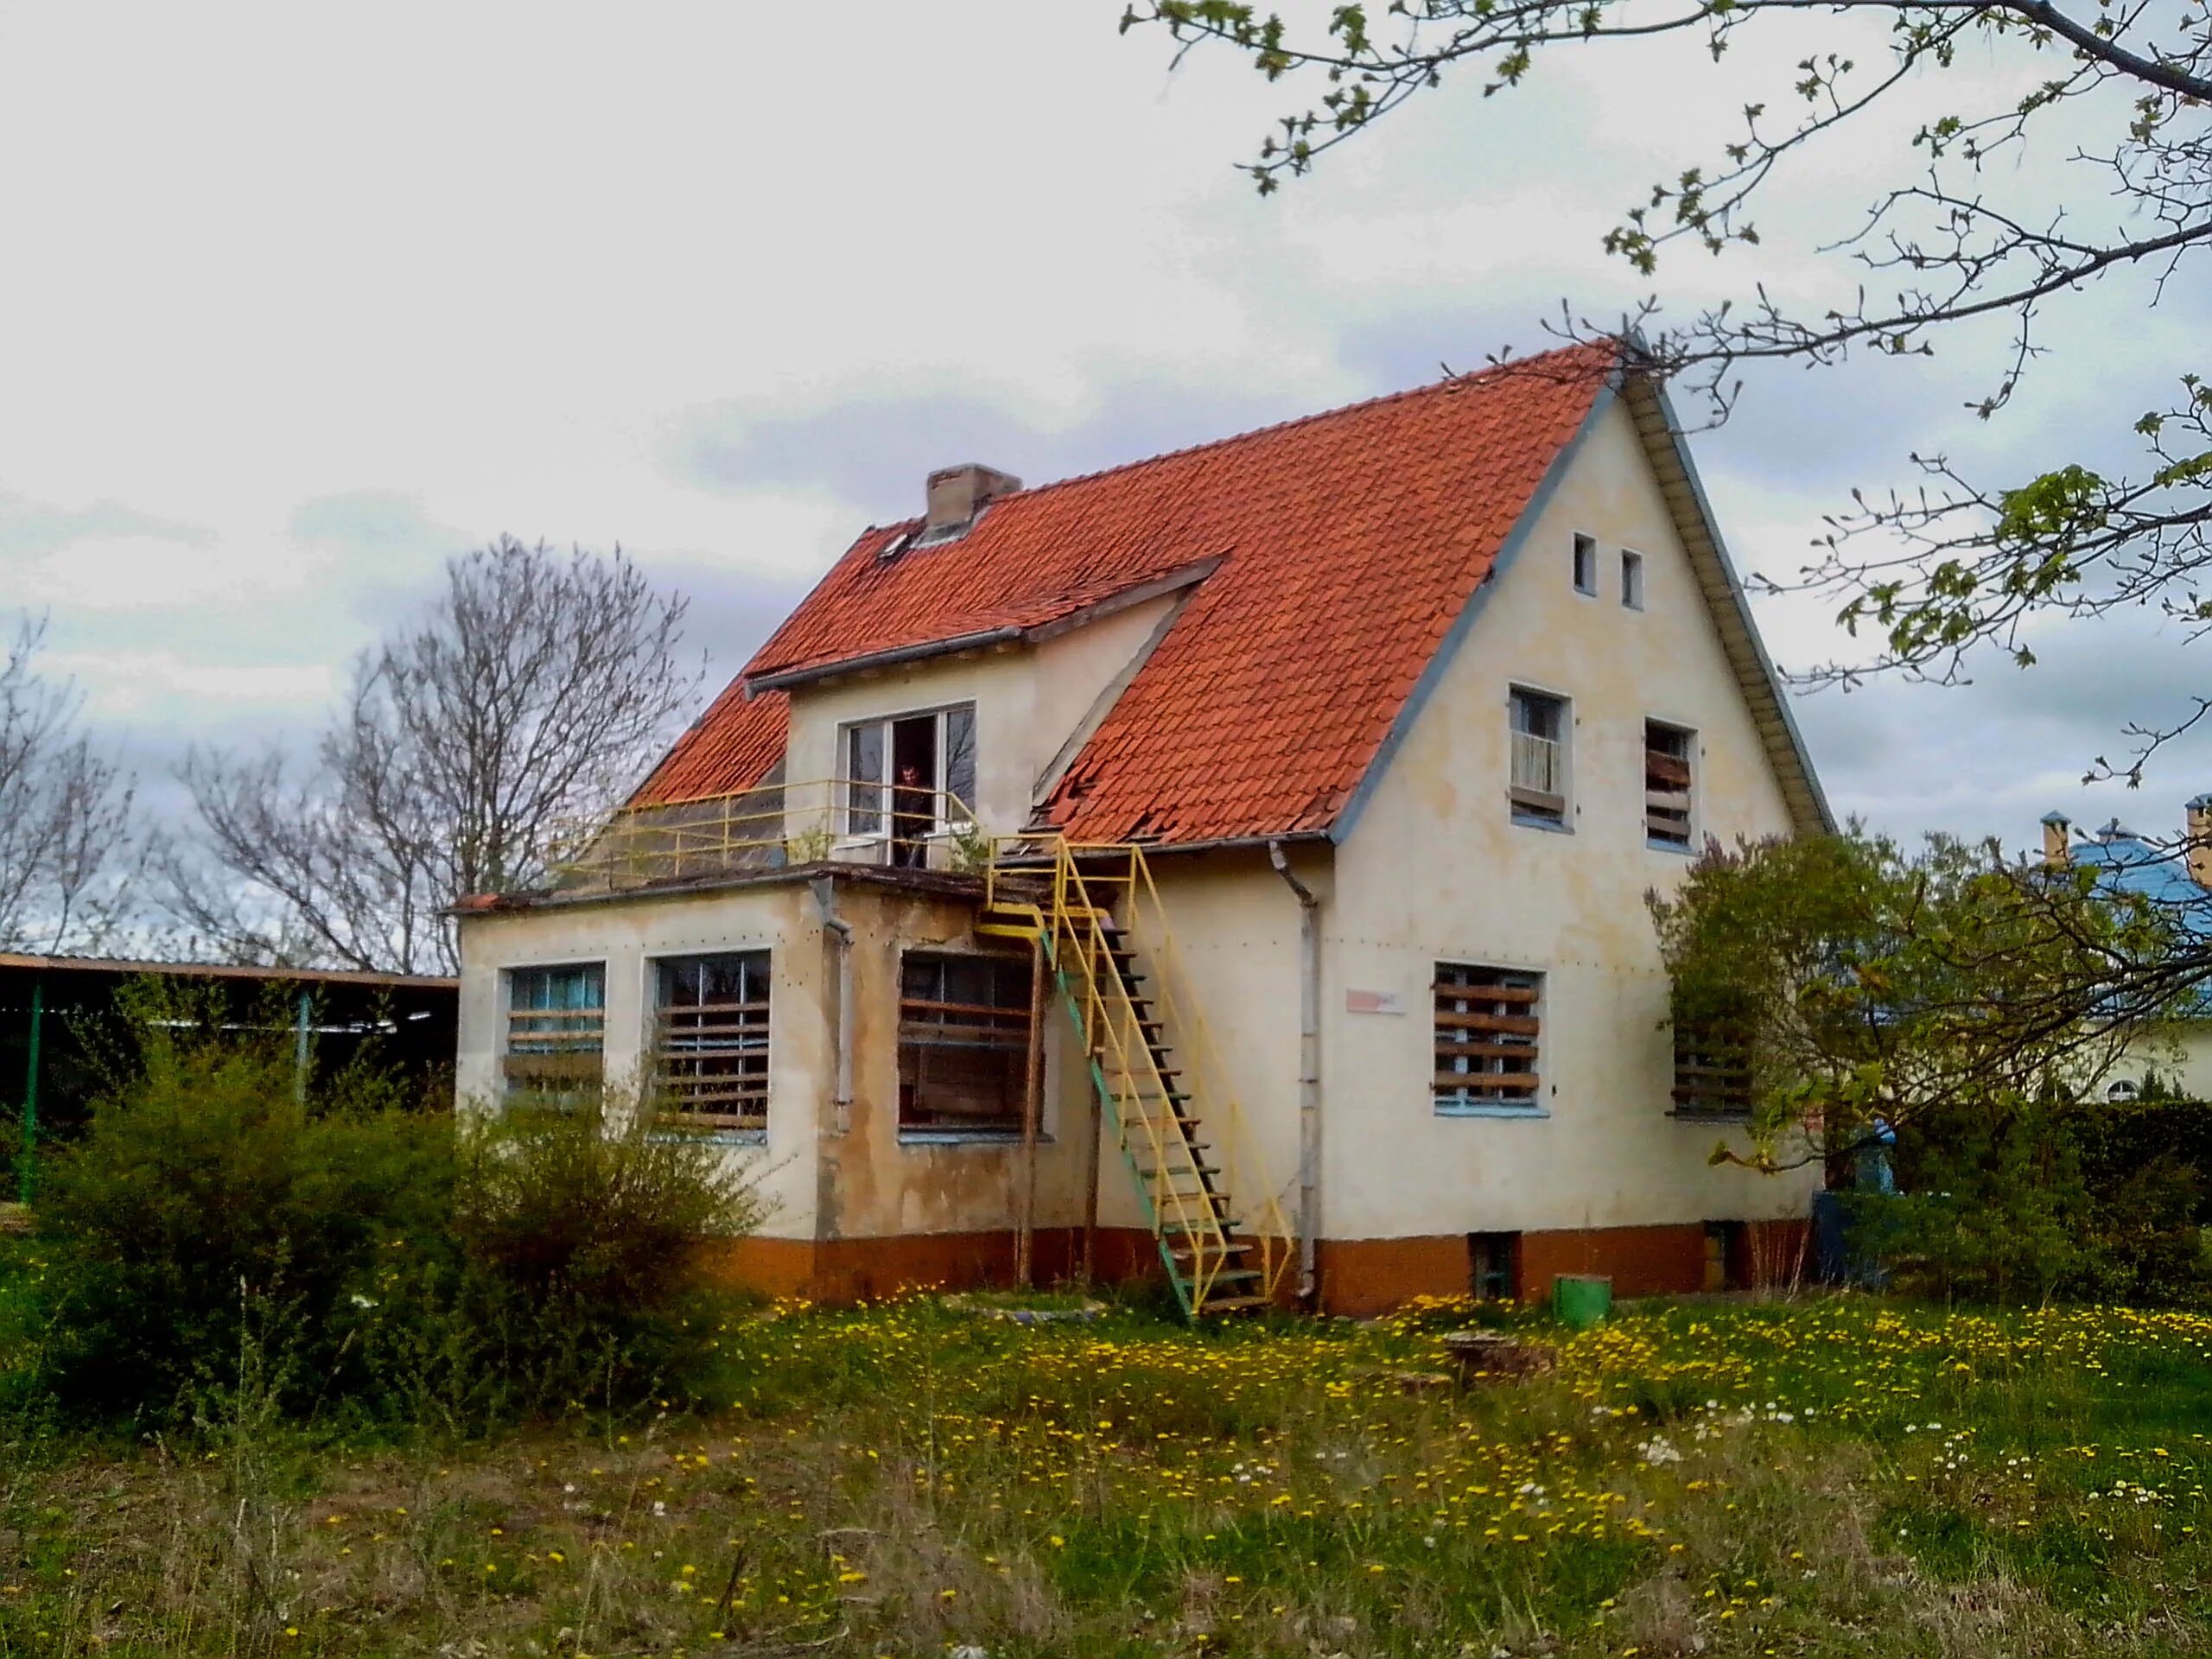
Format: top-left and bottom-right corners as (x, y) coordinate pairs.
(943, 339), (1620, 516)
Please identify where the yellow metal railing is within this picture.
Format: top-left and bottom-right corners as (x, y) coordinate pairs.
(546, 778), (982, 892)
(988, 836), (1294, 1313)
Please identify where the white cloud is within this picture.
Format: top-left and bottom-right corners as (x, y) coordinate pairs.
(0, 0), (2190, 861)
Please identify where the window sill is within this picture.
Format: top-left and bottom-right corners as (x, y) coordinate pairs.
(649, 1128), (767, 1148)
(898, 1128), (1046, 1147)
(1510, 815), (1574, 835)
(1646, 837), (1695, 855)
(1669, 1109), (1751, 1126)
(1435, 1103), (1551, 1120)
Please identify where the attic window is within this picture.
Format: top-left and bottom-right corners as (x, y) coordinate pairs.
(1572, 532), (1598, 596)
(1644, 721), (1694, 849)
(1622, 549), (1645, 610)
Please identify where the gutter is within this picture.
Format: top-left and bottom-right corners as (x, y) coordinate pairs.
(1268, 839), (1322, 1308)
(808, 875), (855, 1132)
(747, 626), (1025, 695)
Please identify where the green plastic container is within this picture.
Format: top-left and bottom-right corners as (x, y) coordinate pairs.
(1552, 1274), (1612, 1329)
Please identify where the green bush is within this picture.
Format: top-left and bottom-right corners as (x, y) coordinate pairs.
(17, 982), (761, 1429)
(1878, 1094), (2212, 1306)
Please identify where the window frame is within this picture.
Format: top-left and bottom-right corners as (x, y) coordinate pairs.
(1621, 548), (1645, 610)
(1469, 1231), (1521, 1301)
(1571, 531), (1599, 597)
(895, 947), (1038, 1142)
(1433, 961), (1546, 1117)
(1507, 684), (1573, 831)
(647, 949), (772, 1144)
(838, 701), (979, 841)
(502, 959), (607, 1110)
(1643, 717), (1696, 852)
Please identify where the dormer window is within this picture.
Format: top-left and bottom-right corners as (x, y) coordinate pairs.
(842, 702), (979, 865)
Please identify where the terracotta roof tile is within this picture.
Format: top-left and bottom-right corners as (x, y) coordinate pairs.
(630, 683), (787, 807)
(646, 343), (1616, 840)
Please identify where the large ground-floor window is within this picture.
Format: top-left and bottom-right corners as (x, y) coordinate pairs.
(652, 950), (771, 1137)
(897, 950), (1033, 1136)
(504, 962), (606, 1109)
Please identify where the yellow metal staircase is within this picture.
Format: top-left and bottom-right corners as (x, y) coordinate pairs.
(980, 838), (1292, 1319)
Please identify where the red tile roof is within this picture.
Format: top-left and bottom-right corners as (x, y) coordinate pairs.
(644, 343), (1618, 839)
(630, 683), (787, 807)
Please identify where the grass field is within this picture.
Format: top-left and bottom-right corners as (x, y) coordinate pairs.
(8, 1275), (2212, 1657)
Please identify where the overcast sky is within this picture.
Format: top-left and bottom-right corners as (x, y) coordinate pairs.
(2, 1), (2203, 853)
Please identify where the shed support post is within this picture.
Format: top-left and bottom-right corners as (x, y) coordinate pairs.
(17, 981), (41, 1205)
(294, 989), (312, 1106)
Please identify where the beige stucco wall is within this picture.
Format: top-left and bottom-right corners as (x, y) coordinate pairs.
(455, 876), (1098, 1245)
(1318, 394), (1821, 1238)
(778, 592), (1181, 841)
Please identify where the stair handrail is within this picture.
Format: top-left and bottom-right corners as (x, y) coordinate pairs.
(1119, 845), (1297, 1302)
(1046, 842), (1241, 1312)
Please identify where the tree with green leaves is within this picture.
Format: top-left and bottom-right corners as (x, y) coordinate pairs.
(1649, 830), (2194, 1168)
(1128, 0), (2209, 760)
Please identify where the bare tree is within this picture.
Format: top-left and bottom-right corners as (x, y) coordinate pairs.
(0, 615), (145, 954)
(169, 537), (700, 975)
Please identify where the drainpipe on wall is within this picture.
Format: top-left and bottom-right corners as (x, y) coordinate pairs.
(808, 875), (855, 1134)
(1268, 840), (1322, 1309)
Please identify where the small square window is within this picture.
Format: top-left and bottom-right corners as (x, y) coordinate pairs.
(1572, 532), (1598, 595)
(1621, 549), (1645, 610)
(1433, 963), (1542, 1112)
(1509, 687), (1569, 827)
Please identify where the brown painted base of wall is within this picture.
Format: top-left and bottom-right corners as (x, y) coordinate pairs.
(699, 1228), (1164, 1305)
(1317, 1219), (1812, 1318)
(700, 1218), (1812, 1315)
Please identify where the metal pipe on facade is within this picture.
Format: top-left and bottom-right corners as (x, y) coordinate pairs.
(1268, 841), (1321, 1308)
(807, 876), (855, 1132)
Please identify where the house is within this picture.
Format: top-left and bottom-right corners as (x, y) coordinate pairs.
(452, 340), (1832, 1317)
(2039, 804), (2212, 1099)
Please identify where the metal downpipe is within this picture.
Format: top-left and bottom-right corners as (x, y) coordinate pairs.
(1268, 840), (1321, 1308)
(808, 875), (855, 1132)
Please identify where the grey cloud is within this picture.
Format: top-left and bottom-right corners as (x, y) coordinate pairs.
(0, 493), (210, 560)
(676, 380), (1316, 524)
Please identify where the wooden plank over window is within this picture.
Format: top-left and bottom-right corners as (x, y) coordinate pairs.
(653, 950), (771, 1135)
(1673, 1018), (1753, 1118)
(899, 951), (1033, 1135)
(1434, 963), (1542, 1110)
(1645, 721), (1694, 848)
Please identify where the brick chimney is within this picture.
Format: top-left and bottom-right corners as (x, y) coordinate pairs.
(923, 463), (1020, 539)
(2188, 795), (2212, 889)
(2041, 811), (2071, 868)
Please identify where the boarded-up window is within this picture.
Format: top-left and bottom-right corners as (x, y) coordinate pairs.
(1509, 689), (1568, 828)
(652, 950), (770, 1136)
(1645, 721), (1694, 849)
(505, 963), (605, 1106)
(1673, 1011), (1753, 1118)
(899, 951), (1033, 1135)
(1433, 963), (1542, 1111)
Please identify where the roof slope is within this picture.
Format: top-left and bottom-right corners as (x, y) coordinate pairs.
(630, 683), (788, 807)
(633, 341), (1829, 843)
(742, 342), (1618, 843)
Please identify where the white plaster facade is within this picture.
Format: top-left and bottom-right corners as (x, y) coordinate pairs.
(454, 379), (1827, 1301)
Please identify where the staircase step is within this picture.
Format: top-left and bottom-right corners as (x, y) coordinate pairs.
(1160, 1218), (1243, 1237)
(1196, 1294), (1273, 1315)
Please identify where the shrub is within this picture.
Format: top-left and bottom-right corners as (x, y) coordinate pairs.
(19, 982), (760, 1429)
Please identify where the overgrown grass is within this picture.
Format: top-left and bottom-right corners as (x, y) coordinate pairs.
(10, 1285), (2212, 1655)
